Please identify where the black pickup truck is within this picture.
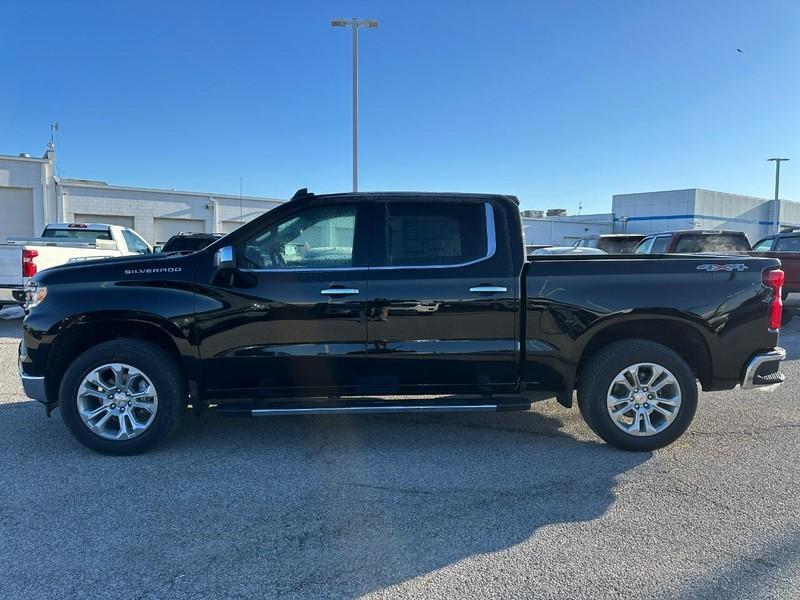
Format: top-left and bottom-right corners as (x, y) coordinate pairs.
(18, 190), (786, 454)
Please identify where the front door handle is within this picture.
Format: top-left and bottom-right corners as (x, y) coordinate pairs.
(469, 285), (508, 294)
(321, 287), (360, 296)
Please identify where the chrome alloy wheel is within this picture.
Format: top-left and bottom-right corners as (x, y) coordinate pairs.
(76, 363), (159, 440)
(606, 363), (682, 437)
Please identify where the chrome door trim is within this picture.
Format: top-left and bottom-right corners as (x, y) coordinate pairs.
(469, 285), (508, 293)
(320, 288), (360, 296)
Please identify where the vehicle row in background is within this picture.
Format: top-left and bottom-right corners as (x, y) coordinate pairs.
(751, 230), (800, 323)
(0, 223), (151, 306)
(159, 232), (223, 253)
(572, 234), (646, 253)
(633, 229), (751, 254)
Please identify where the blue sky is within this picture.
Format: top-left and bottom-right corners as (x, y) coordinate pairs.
(2, 0), (798, 213)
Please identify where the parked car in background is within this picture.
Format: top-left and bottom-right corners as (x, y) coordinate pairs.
(0, 223), (151, 305)
(160, 232), (223, 253)
(634, 230), (751, 254)
(530, 246), (607, 255)
(751, 231), (800, 324)
(18, 190), (785, 454)
(525, 244), (553, 256)
(572, 234), (646, 253)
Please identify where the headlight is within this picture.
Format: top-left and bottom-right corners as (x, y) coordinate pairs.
(25, 281), (47, 309)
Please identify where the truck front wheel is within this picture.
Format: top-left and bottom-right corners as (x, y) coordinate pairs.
(577, 340), (698, 451)
(59, 339), (185, 454)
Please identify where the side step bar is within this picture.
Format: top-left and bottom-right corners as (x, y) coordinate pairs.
(250, 404), (497, 416)
(215, 397), (531, 417)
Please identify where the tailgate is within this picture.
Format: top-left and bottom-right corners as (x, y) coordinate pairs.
(0, 245), (23, 287)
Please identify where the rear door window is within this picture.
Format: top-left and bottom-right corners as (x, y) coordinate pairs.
(382, 202), (489, 267)
(774, 236), (800, 251)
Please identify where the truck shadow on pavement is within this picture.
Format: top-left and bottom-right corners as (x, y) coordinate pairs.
(1, 400), (650, 599)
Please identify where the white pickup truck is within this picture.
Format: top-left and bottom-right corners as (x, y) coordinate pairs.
(0, 223), (152, 305)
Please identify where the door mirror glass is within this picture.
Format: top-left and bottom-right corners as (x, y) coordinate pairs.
(215, 246), (236, 269)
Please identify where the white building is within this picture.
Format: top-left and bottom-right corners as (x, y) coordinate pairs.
(522, 213), (614, 247)
(0, 146), (284, 244)
(523, 188), (800, 246)
(613, 189), (800, 243)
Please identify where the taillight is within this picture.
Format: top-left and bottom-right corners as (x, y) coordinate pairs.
(764, 268), (784, 331)
(22, 249), (38, 277)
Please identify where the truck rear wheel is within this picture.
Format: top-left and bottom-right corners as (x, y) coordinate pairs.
(59, 339), (185, 454)
(577, 340), (698, 451)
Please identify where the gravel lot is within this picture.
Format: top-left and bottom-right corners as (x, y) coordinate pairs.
(1, 314), (799, 599)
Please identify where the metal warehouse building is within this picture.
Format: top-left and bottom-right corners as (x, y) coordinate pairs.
(523, 189), (800, 247)
(613, 189), (800, 242)
(0, 145), (283, 244)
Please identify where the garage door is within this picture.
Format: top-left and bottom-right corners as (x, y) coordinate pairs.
(73, 214), (135, 229)
(154, 218), (206, 244)
(0, 187), (34, 240)
(222, 220), (244, 234)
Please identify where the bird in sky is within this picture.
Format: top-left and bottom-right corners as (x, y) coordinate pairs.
(737, 48), (743, 53)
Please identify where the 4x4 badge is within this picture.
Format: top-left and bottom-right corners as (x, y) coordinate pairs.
(696, 264), (749, 272)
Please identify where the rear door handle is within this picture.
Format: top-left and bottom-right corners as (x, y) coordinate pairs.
(469, 285), (508, 294)
(321, 287), (360, 296)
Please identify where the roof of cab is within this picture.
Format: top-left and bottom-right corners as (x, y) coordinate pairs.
(289, 188), (520, 205)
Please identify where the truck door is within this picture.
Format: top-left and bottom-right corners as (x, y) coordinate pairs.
(363, 198), (518, 394)
(196, 201), (369, 399)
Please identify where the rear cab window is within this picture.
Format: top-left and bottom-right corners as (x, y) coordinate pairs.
(41, 227), (111, 241)
(674, 233), (750, 253)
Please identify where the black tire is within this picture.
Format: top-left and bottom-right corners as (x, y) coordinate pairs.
(59, 339), (185, 455)
(577, 339), (698, 451)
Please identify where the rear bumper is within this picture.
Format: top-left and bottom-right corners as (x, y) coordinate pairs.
(0, 286), (24, 305)
(741, 347), (786, 391)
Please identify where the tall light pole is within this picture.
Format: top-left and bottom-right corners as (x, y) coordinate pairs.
(331, 18), (379, 192)
(768, 158), (790, 232)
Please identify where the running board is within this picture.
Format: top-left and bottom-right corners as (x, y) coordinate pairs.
(215, 397), (531, 417)
(250, 404), (497, 416)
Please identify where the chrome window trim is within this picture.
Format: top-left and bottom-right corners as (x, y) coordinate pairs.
(240, 202), (496, 273)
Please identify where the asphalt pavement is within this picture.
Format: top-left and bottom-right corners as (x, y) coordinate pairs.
(0, 313), (798, 599)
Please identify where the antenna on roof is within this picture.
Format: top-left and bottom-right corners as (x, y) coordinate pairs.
(291, 188), (310, 199)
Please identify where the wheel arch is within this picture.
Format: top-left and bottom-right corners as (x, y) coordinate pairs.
(45, 313), (195, 407)
(576, 317), (713, 393)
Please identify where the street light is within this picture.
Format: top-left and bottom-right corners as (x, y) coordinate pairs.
(768, 157), (790, 232)
(331, 18), (379, 192)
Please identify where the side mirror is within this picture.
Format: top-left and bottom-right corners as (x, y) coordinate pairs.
(215, 246), (236, 269)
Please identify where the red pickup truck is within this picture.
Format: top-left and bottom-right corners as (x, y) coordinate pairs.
(751, 232), (800, 323)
